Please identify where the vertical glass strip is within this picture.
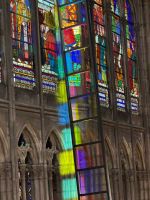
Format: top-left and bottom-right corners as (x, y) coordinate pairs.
(93, 1), (109, 107)
(58, 0), (110, 199)
(124, 0), (139, 114)
(10, 0), (35, 89)
(38, 0), (58, 93)
(111, 0), (126, 111)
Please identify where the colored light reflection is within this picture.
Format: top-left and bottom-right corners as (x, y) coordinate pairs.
(62, 178), (78, 200)
(74, 125), (82, 145)
(58, 150), (75, 175)
(56, 80), (68, 103)
(62, 128), (73, 150)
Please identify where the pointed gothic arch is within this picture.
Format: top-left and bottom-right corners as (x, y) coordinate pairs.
(17, 123), (41, 163)
(46, 127), (63, 152)
(135, 141), (145, 170)
(105, 136), (115, 169)
(120, 137), (132, 169)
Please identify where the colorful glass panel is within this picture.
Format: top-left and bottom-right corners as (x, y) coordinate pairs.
(124, 0), (133, 23)
(66, 48), (90, 74)
(58, 0), (109, 198)
(111, 0), (120, 16)
(124, 0), (139, 113)
(111, 1), (126, 111)
(63, 24), (88, 51)
(60, 2), (86, 29)
(78, 168), (106, 194)
(38, 0), (58, 93)
(94, 3), (109, 107)
(10, 0), (35, 89)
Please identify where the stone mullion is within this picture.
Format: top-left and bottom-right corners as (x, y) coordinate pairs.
(6, 164), (12, 200)
(139, 1), (150, 199)
(20, 165), (27, 200)
(34, 1), (50, 199)
(111, 169), (119, 200)
(3, 1), (17, 200)
(39, 165), (45, 200)
(129, 170), (136, 200)
(32, 165), (41, 200)
(47, 166), (54, 200)
(104, 1), (117, 119)
(0, 165), (7, 200)
(33, 0), (47, 199)
(43, 164), (49, 200)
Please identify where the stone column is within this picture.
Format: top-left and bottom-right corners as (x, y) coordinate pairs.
(19, 164), (27, 200)
(47, 166), (54, 200)
(5, 164), (12, 200)
(111, 169), (119, 200)
(46, 146), (58, 200)
(128, 170), (135, 200)
(0, 164), (7, 200)
(43, 164), (49, 200)
(32, 165), (41, 200)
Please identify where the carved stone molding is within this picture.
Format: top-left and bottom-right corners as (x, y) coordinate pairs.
(46, 145), (58, 164)
(17, 146), (32, 164)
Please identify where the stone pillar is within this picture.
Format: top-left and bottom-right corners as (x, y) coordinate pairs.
(32, 165), (41, 200)
(128, 170), (135, 200)
(0, 164), (7, 200)
(19, 164), (27, 200)
(5, 164), (12, 200)
(43, 164), (49, 200)
(111, 169), (119, 200)
(47, 166), (54, 200)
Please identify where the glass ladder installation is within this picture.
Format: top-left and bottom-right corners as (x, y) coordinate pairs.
(57, 0), (111, 199)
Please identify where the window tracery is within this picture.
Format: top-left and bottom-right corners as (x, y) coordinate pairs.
(46, 137), (59, 200)
(18, 133), (33, 200)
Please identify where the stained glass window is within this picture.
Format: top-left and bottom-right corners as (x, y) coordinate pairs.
(10, 0), (35, 89)
(110, 0), (139, 113)
(38, 0), (58, 93)
(93, 0), (109, 107)
(125, 0), (139, 113)
(111, 0), (126, 111)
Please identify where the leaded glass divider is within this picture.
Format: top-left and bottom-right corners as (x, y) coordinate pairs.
(57, 0), (111, 199)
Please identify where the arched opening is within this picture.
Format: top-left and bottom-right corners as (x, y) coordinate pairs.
(105, 137), (115, 200)
(120, 140), (131, 200)
(135, 143), (147, 200)
(46, 132), (61, 200)
(18, 132), (35, 200)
